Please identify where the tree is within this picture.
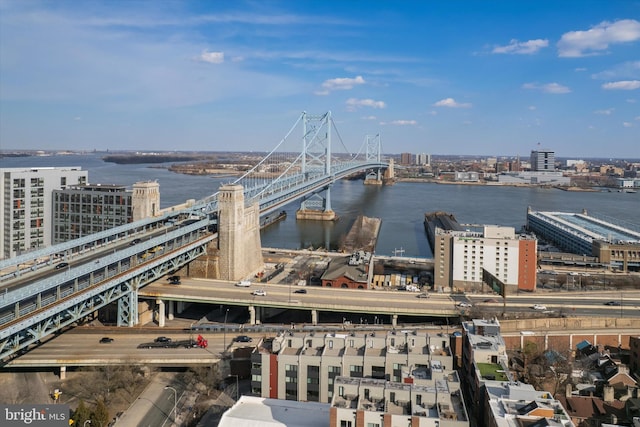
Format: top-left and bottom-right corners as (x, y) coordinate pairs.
(72, 399), (91, 426)
(91, 399), (110, 427)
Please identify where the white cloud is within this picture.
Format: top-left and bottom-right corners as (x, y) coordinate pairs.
(594, 108), (614, 115)
(345, 98), (386, 111)
(522, 82), (571, 94)
(433, 98), (472, 108)
(389, 120), (417, 126)
(492, 39), (548, 54)
(316, 76), (365, 95)
(197, 50), (224, 64)
(591, 61), (640, 80)
(635, 116), (640, 121)
(602, 80), (640, 90)
(623, 122), (634, 127)
(362, 115), (377, 120)
(558, 19), (640, 57)
(575, 67), (587, 72)
(528, 105), (537, 111)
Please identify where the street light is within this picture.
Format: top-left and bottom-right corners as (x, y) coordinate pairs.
(164, 386), (177, 423)
(223, 309), (229, 354)
(228, 374), (239, 401)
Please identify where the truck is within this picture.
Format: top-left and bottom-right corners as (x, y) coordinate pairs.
(137, 335), (208, 349)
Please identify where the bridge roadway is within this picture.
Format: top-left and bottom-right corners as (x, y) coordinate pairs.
(139, 278), (640, 323)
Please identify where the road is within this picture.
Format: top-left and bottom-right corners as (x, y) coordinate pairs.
(141, 278), (640, 319)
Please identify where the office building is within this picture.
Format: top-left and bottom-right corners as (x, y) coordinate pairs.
(0, 167), (87, 259)
(530, 149), (555, 172)
(52, 184), (132, 244)
(497, 171), (570, 186)
(433, 225), (538, 293)
(526, 208), (640, 272)
(52, 181), (160, 244)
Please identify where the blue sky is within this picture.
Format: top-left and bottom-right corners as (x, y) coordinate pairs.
(1, 1), (639, 158)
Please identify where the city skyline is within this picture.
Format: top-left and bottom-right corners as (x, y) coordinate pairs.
(1, 1), (639, 157)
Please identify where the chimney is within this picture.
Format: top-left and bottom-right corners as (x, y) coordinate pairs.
(603, 385), (615, 403)
(565, 383), (572, 398)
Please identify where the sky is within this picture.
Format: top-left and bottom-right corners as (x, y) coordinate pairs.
(0, 1), (639, 158)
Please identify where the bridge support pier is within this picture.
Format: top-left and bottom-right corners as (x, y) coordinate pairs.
(392, 314), (398, 328)
(248, 305), (256, 325)
(167, 300), (174, 320)
(311, 309), (318, 325)
(157, 299), (165, 327)
(59, 366), (66, 380)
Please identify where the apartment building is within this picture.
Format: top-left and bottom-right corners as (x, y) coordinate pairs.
(0, 167), (87, 259)
(433, 225), (537, 293)
(250, 329), (467, 426)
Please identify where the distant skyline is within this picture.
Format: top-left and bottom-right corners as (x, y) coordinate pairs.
(1, 1), (639, 157)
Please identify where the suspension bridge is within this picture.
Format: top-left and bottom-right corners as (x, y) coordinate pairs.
(0, 111), (394, 361)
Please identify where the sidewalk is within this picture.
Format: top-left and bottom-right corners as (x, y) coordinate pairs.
(113, 372), (177, 427)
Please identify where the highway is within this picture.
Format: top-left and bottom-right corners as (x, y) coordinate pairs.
(140, 278), (640, 319)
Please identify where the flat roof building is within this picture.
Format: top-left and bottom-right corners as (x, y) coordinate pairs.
(531, 149), (555, 172)
(434, 225), (538, 293)
(0, 167), (87, 259)
(526, 208), (640, 272)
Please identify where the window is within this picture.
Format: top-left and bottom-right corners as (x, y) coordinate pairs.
(340, 421), (352, 427)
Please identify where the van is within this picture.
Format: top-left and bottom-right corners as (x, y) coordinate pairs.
(235, 280), (251, 287)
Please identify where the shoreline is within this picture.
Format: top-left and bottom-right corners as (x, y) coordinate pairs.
(396, 177), (602, 191)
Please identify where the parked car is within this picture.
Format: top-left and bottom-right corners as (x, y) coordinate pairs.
(99, 337), (114, 344)
(252, 289), (267, 296)
(293, 289), (307, 294)
(235, 335), (253, 343)
(531, 304), (547, 310)
(604, 301), (621, 306)
(154, 336), (171, 343)
(55, 262), (69, 270)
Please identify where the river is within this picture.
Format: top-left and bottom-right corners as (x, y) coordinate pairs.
(3, 153), (638, 257)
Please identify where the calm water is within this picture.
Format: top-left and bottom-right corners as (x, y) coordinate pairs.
(3, 154), (638, 257)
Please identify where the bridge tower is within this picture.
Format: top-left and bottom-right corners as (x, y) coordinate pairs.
(363, 134), (385, 186)
(296, 111), (337, 221)
(218, 184), (264, 281)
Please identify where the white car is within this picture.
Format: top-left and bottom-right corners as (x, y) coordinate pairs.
(531, 304), (547, 310)
(457, 302), (472, 308)
(235, 280), (251, 287)
(252, 289), (267, 296)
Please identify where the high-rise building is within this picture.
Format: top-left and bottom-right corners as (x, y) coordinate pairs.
(0, 167), (87, 259)
(416, 153), (431, 166)
(530, 149), (555, 171)
(400, 152), (413, 165)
